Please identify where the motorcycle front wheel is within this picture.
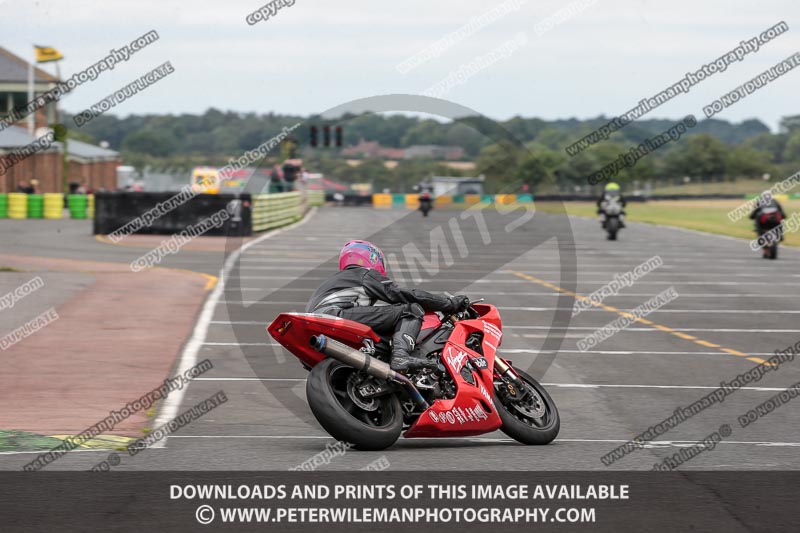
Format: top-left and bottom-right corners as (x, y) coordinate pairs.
(493, 367), (560, 445)
(606, 217), (619, 240)
(306, 358), (403, 450)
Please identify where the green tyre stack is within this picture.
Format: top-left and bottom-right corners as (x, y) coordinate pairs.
(27, 194), (44, 219)
(68, 194), (88, 219)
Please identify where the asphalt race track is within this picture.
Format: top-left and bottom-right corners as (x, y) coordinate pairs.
(3, 206), (800, 471)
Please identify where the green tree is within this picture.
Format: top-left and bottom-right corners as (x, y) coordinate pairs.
(515, 145), (564, 192)
(726, 146), (773, 178)
(781, 131), (800, 163)
(121, 129), (176, 157)
(664, 134), (727, 179)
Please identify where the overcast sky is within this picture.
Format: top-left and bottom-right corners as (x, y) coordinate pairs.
(4, 0), (799, 130)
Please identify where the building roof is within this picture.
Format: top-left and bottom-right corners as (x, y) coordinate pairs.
(66, 138), (119, 160)
(0, 125), (40, 148)
(0, 126), (118, 161)
(0, 47), (60, 84)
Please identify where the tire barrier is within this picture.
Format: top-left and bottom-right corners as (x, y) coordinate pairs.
(405, 194), (419, 209)
(0, 194), (6, 218)
(495, 194), (517, 205)
(8, 193), (27, 219)
(93, 192), (253, 237)
(370, 193), (536, 208)
(464, 194), (481, 205)
(372, 193), (392, 209)
(44, 193), (63, 219)
(434, 195), (453, 207)
(68, 194), (88, 219)
(27, 194), (44, 219)
(251, 192), (302, 232)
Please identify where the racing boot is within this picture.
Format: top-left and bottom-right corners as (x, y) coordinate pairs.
(390, 304), (437, 372)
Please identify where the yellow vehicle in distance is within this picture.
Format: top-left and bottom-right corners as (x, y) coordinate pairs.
(191, 167), (221, 194)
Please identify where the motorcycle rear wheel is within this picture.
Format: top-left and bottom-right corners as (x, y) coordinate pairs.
(306, 358), (403, 450)
(493, 367), (560, 445)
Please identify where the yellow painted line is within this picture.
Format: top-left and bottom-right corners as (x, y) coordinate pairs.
(652, 324), (676, 333)
(49, 434), (137, 450)
(695, 340), (721, 348)
(508, 270), (754, 364)
(156, 267), (219, 291)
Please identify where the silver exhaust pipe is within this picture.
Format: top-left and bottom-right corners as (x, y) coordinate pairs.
(310, 335), (429, 410)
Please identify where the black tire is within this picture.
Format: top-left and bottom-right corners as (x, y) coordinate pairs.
(306, 358), (403, 451)
(493, 367), (560, 445)
(770, 243), (778, 260)
(606, 217), (619, 240)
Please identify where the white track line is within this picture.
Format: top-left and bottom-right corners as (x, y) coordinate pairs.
(165, 435), (800, 447)
(192, 377), (790, 392)
(223, 294), (800, 299)
(500, 307), (800, 314)
(152, 208), (317, 448)
(206, 322), (800, 333)
(507, 326), (800, 332)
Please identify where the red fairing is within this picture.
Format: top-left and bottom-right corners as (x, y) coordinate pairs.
(268, 312), (381, 368)
(421, 312), (441, 330)
(404, 305), (503, 438)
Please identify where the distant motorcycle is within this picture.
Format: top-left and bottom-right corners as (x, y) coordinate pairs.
(600, 204), (623, 241)
(755, 208), (783, 260)
(419, 192), (433, 217)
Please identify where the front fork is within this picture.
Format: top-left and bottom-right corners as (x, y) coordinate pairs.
(494, 358), (530, 402)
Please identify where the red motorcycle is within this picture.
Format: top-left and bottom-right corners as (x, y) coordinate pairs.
(268, 299), (559, 450)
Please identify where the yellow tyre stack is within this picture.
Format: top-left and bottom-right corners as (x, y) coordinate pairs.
(7, 192), (27, 219)
(44, 193), (64, 219)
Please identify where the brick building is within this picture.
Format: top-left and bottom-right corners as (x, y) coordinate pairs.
(66, 139), (121, 191)
(0, 126), (62, 193)
(0, 47), (123, 193)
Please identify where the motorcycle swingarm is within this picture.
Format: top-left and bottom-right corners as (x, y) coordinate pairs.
(356, 378), (401, 399)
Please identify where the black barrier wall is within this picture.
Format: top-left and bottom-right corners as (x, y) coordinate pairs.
(93, 192), (253, 237)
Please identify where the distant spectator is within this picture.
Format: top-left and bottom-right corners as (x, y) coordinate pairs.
(16, 180), (34, 194)
(76, 182), (87, 194)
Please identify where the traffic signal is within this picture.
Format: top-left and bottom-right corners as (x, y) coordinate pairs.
(323, 125), (331, 147)
(310, 126), (318, 147)
(335, 126), (343, 147)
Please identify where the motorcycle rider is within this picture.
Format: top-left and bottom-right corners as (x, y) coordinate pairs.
(306, 240), (469, 372)
(750, 194), (786, 256)
(597, 182), (627, 228)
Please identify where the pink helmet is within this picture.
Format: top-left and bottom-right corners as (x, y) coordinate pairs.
(339, 240), (386, 276)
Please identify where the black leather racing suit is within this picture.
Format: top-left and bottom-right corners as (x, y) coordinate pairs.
(596, 193), (626, 227)
(750, 198), (786, 241)
(306, 265), (459, 363)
